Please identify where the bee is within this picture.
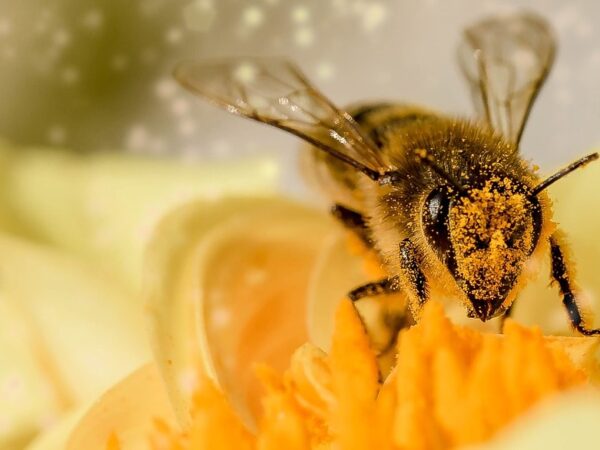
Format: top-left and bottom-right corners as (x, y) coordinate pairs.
(175, 12), (600, 336)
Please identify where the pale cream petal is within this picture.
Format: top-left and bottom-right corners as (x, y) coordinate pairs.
(145, 197), (335, 428)
(25, 406), (88, 450)
(66, 363), (177, 450)
(0, 233), (149, 448)
(0, 296), (61, 449)
(306, 232), (367, 352)
(2, 147), (279, 290)
(467, 388), (600, 450)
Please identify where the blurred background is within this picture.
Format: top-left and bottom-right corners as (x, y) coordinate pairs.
(0, 0), (599, 194)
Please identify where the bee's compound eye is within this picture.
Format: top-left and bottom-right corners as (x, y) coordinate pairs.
(422, 187), (453, 260)
(423, 188), (450, 234)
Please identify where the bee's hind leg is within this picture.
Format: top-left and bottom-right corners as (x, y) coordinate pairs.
(550, 234), (600, 336)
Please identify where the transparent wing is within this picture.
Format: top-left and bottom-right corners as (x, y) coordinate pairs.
(174, 57), (391, 179)
(458, 12), (556, 146)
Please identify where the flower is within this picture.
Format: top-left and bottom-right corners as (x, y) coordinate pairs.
(62, 156), (600, 450)
(127, 300), (598, 450)
(0, 142), (278, 449)
(6, 143), (600, 450)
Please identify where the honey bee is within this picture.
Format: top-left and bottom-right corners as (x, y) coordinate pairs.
(175, 12), (600, 335)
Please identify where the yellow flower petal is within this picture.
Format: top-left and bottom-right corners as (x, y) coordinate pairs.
(472, 388), (600, 450)
(66, 363), (177, 450)
(145, 197), (335, 428)
(329, 299), (379, 450)
(188, 376), (254, 450)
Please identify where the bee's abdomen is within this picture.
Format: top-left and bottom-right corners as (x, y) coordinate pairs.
(349, 103), (438, 149)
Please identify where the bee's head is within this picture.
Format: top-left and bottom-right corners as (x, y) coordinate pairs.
(422, 177), (541, 321)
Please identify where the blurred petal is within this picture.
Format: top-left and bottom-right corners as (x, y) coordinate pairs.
(25, 406), (87, 450)
(66, 364), (177, 450)
(0, 233), (149, 448)
(1, 146), (279, 290)
(517, 155), (600, 333)
(471, 388), (600, 450)
(145, 197), (335, 428)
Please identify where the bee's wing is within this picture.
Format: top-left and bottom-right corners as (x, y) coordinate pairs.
(458, 13), (555, 146)
(174, 58), (390, 180)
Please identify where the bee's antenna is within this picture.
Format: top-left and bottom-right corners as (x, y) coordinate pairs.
(415, 149), (468, 194)
(532, 152), (599, 196)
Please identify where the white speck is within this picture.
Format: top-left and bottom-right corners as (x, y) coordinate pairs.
(316, 61), (335, 81)
(140, 47), (158, 64)
(553, 65), (572, 83)
(47, 125), (67, 144)
(179, 118), (197, 136)
(210, 139), (231, 157)
(294, 26), (314, 47)
(244, 268), (267, 286)
(554, 87), (573, 106)
(361, 3), (386, 32)
(148, 138), (166, 155)
(0, 19), (12, 37)
(249, 95), (269, 109)
(126, 125), (148, 151)
(291, 6), (310, 24)
(332, 0), (348, 13)
(183, 0), (217, 32)
(34, 17), (50, 35)
(0, 416), (9, 434)
(234, 63), (257, 83)
(211, 307), (231, 328)
(552, 4), (581, 33)
(111, 54), (129, 71)
(178, 368), (198, 395)
(171, 98), (190, 116)
(513, 49), (536, 72)
(180, 146), (202, 162)
(575, 19), (593, 38)
(81, 9), (104, 30)
(155, 77), (178, 99)
(38, 412), (59, 430)
(2, 375), (24, 400)
(2, 46), (15, 60)
(53, 29), (71, 48)
(259, 160), (279, 178)
(587, 50), (600, 69)
(222, 355), (236, 370)
(61, 66), (80, 84)
(165, 27), (184, 44)
(374, 70), (392, 85)
(242, 6), (264, 28)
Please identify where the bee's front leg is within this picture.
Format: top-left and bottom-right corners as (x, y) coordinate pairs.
(550, 234), (600, 336)
(347, 239), (427, 357)
(398, 238), (429, 307)
(347, 239), (428, 305)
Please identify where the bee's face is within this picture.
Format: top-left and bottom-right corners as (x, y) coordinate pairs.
(422, 177), (541, 321)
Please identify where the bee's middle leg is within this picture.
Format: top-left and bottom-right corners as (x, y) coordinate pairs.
(347, 239), (427, 356)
